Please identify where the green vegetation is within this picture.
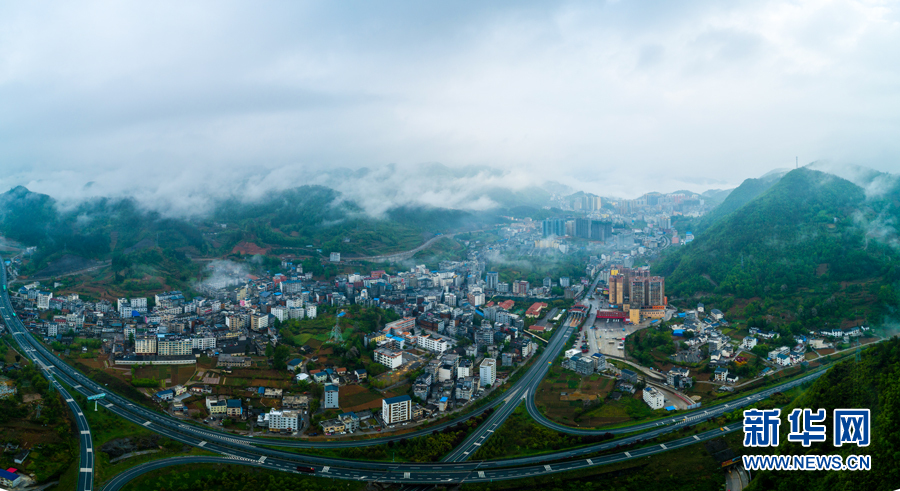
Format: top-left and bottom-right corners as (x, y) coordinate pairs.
(122, 462), (366, 491)
(746, 336), (900, 491)
(472, 405), (613, 460)
(657, 168), (900, 333)
(626, 325), (676, 367)
(0, 339), (78, 484)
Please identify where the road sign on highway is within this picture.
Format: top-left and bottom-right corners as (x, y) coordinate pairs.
(88, 393), (106, 411)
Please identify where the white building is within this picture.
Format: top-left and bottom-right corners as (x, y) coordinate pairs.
(191, 336), (217, 350)
(135, 335), (157, 354)
(37, 292), (52, 310)
(157, 338), (192, 356)
(330, 252), (341, 262)
(382, 395), (412, 424)
(740, 337), (757, 350)
(306, 305), (318, 319)
(642, 386), (665, 410)
(480, 358), (497, 387)
(250, 313), (269, 331)
(374, 348), (403, 369)
(417, 334), (450, 354)
(268, 409), (299, 432)
(131, 297), (148, 313)
(324, 384), (339, 409)
(272, 306), (289, 323)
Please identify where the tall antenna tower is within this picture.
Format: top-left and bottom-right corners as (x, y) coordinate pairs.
(329, 312), (344, 344)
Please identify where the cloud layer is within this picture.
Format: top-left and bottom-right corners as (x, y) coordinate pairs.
(1, 0), (899, 211)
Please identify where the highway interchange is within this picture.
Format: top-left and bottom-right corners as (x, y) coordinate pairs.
(0, 261), (826, 489)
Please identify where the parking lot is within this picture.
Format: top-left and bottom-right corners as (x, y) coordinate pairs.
(587, 318), (652, 358)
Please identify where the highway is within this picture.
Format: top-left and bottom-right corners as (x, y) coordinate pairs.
(0, 260), (832, 487)
(4, 314), (94, 490)
(99, 423), (749, 490)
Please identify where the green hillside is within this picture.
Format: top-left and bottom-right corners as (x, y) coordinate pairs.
(655, 168), (900, 330)
(0, 184), (507, 290)
(746, 336), (900, 491)
(692, 172), (782, 234)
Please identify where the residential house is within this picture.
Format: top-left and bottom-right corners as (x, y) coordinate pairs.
(713, 367), (729, 382)
(282, 395), (309, 410)
(642, 386), (665, 410)
(226, 399), (243, 417)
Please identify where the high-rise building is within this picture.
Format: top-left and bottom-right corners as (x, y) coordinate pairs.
(609, 275), (624, 305)
(480, 358), (497, 387)
(575, 218), (591, 239)
(382, 395), (412, 424)
(590, 221), (613, 241)
(485, 272), (499, 291)
(542, 219), (567, 237)
(648, 276), (666, 306)
(324, 384), (339, 409)
(582, 194), (601, 211)
(513, 280), (529, 296)
(630, 277), (647, 308)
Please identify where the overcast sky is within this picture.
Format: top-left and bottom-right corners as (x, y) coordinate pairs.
(1, 0), (899, 213)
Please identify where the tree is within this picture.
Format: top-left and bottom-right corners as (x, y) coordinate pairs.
(273, 345), (290, 370)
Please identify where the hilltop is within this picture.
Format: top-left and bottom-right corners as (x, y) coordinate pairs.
(655, 167), (900, 331)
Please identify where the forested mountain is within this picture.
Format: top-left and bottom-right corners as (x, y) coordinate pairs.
(0, 184), (503, 279)
(655, 167), (900, 327)
(746, 337), (900, 491)
(692, 171), (783, 234)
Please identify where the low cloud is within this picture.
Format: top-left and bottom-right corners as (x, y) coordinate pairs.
(195, 259), (252, 291)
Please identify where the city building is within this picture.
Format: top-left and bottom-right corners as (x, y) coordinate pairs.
(324, 384), (339, 409)
(134, 335), (157, 354)
(480, 358), (497, 387)
(382, 395), (412, 424)
(642, 386), (665, 410)
(268, 409), (300, 432)
(157, 338), (192, 356)
(374, 347), (404, 369)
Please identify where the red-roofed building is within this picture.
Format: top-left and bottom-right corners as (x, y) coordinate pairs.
(525, 302), (548, 318)
(498, 300), (515, 310)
